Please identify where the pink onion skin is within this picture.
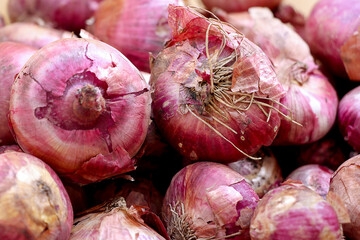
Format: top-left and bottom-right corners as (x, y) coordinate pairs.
(201, 0), (282, 13)
(7, 0), (103, 32)
(0, 151), (73, 240)
(0, 42), (36, 145)
(151, 5), (285, 163)
(286, 164), (334, 199)
(162, 161), (259, 239)
(0, 144), (22, 154)
(9, 37), (151, 185)
(338, 86), (360, 153)
(250, 180), (343, 240)
(305, 0), (360, 78)
(90, 0), (183, 73)
(273, 5), (306, 40)
(0, 22), (73, 49)
(329, 155), (360, 239)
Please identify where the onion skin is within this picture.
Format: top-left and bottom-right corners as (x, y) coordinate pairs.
(305, 0), (360, 78)
(338, 86), (360, 153)
(7, 0), (103, 32)
(0, 22), (73, 49)
(90, 0), (183, 72)
(341, 26), (360, 81)
(250, 180), (343, 240)
(162, 161), (259, 239)
(329, 155), (360, 239)
(9, 38), (151, 184)
(0, 151), (73, 240)
(151, 5), (285, 162)
(286, 164), (334, 199)
(0, 144), (22, 154)
(201, 0), (282, 13)
(0, 42), (36, 145)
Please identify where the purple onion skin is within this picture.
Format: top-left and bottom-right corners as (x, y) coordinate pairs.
(338, 86), (360, 153)
(162, 161), (259, 239)
(250, 181), (343, 240)
(0, 42), (37, 145)
(286, 164), (334, 199)
(305, 0), (360, 78)
(0, 22), (73, 49)
(0, 151), (73, 240)
(9, 38), (151, 184)
(7, 0), (104, 32)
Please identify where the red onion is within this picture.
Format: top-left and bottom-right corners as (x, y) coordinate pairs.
(7, 0), (103, 32)
(9, 37), (151, 184)
(0, 144), (22, 153)
(250, 180), (344, 240)
(227, 148), (283, 198)
(0, 151), (73, 239)
(286, 164), (334, 199)
(305, 0), (360, 79)
(0, 22), (73, 49)
(162, 161), (259, 239)
(341, 26), (360, 81)
(201, 0), (282, 13)
(90, 0), (184, 72)
(218, 8), (338, 145)
(0, 42), (36, 145)
(151, 5), (286, 162)
(329, 154), (360, 239)
(71, 197), (168, 240)
(338, 86), (360, 153)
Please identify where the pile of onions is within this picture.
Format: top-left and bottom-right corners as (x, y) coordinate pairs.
(227, 148), (283, 198)
(151, 5), (286, 162)
(329, 154), (360, 239)
(250, 180), (345, 240)
(217, 8), (338, 145)
(201, 0), (282, 12)
(162, 161), (259, 239)
(89, 0), (184, 72)
(8, 37), (151, 184)
(286, 164), (334, 199)
(305, 0), (360, 80)
(0, 42), (36, 145)
(0, 22), (73, 48)
(0, 151), (73, 239)
(338, 86), (360, 153)
(7, 0), (104, 32)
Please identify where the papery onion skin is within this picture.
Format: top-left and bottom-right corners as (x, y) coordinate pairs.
(0, 22), (73, 49)
(228, 148), (283, 198)
(162, 161), (259, 240)
(0, 42), (36, 145)
(201, 0), (282, 13)
(0, 151), (73, 240)
(341, 27), (360, 81)
(9, 37), (151, 185)
(90, 0), (183, 72)
(329, 154), (360, 240)
(286, 164), (334, 199)
(250, 180), (343, 240)
(151, 5), (285, 163)
(305, 0), (360, 78)
(7, 0), (104, 32)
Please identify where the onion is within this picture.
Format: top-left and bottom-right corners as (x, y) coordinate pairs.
(7, 0), (103, 32)
(338, 86), (360, 153)
(9, 37), (151, 184)
(0, 144), (22, 154)
(329, 154), (360, 239)
(0, 151), (73, 239)
(0, 42), (36, 145)
(286, 164), (334, 199)
(273, 4), (306, 40)
(151, 5), (286, 162)
(341, 26), (360, 81)
(305, 0), (360, 79)
(162, 161), (259, 239)
(90, 0), (184, 72)
(201, 0), (282, 13)
(250, 180), (344, 240)
(217, 8), (338, 145)
(71, 197), (168, 240)
(227, 148), (283, 198)
(0, 22), (73, 49)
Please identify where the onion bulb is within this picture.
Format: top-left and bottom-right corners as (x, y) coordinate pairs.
(9, 37), (151, 184)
